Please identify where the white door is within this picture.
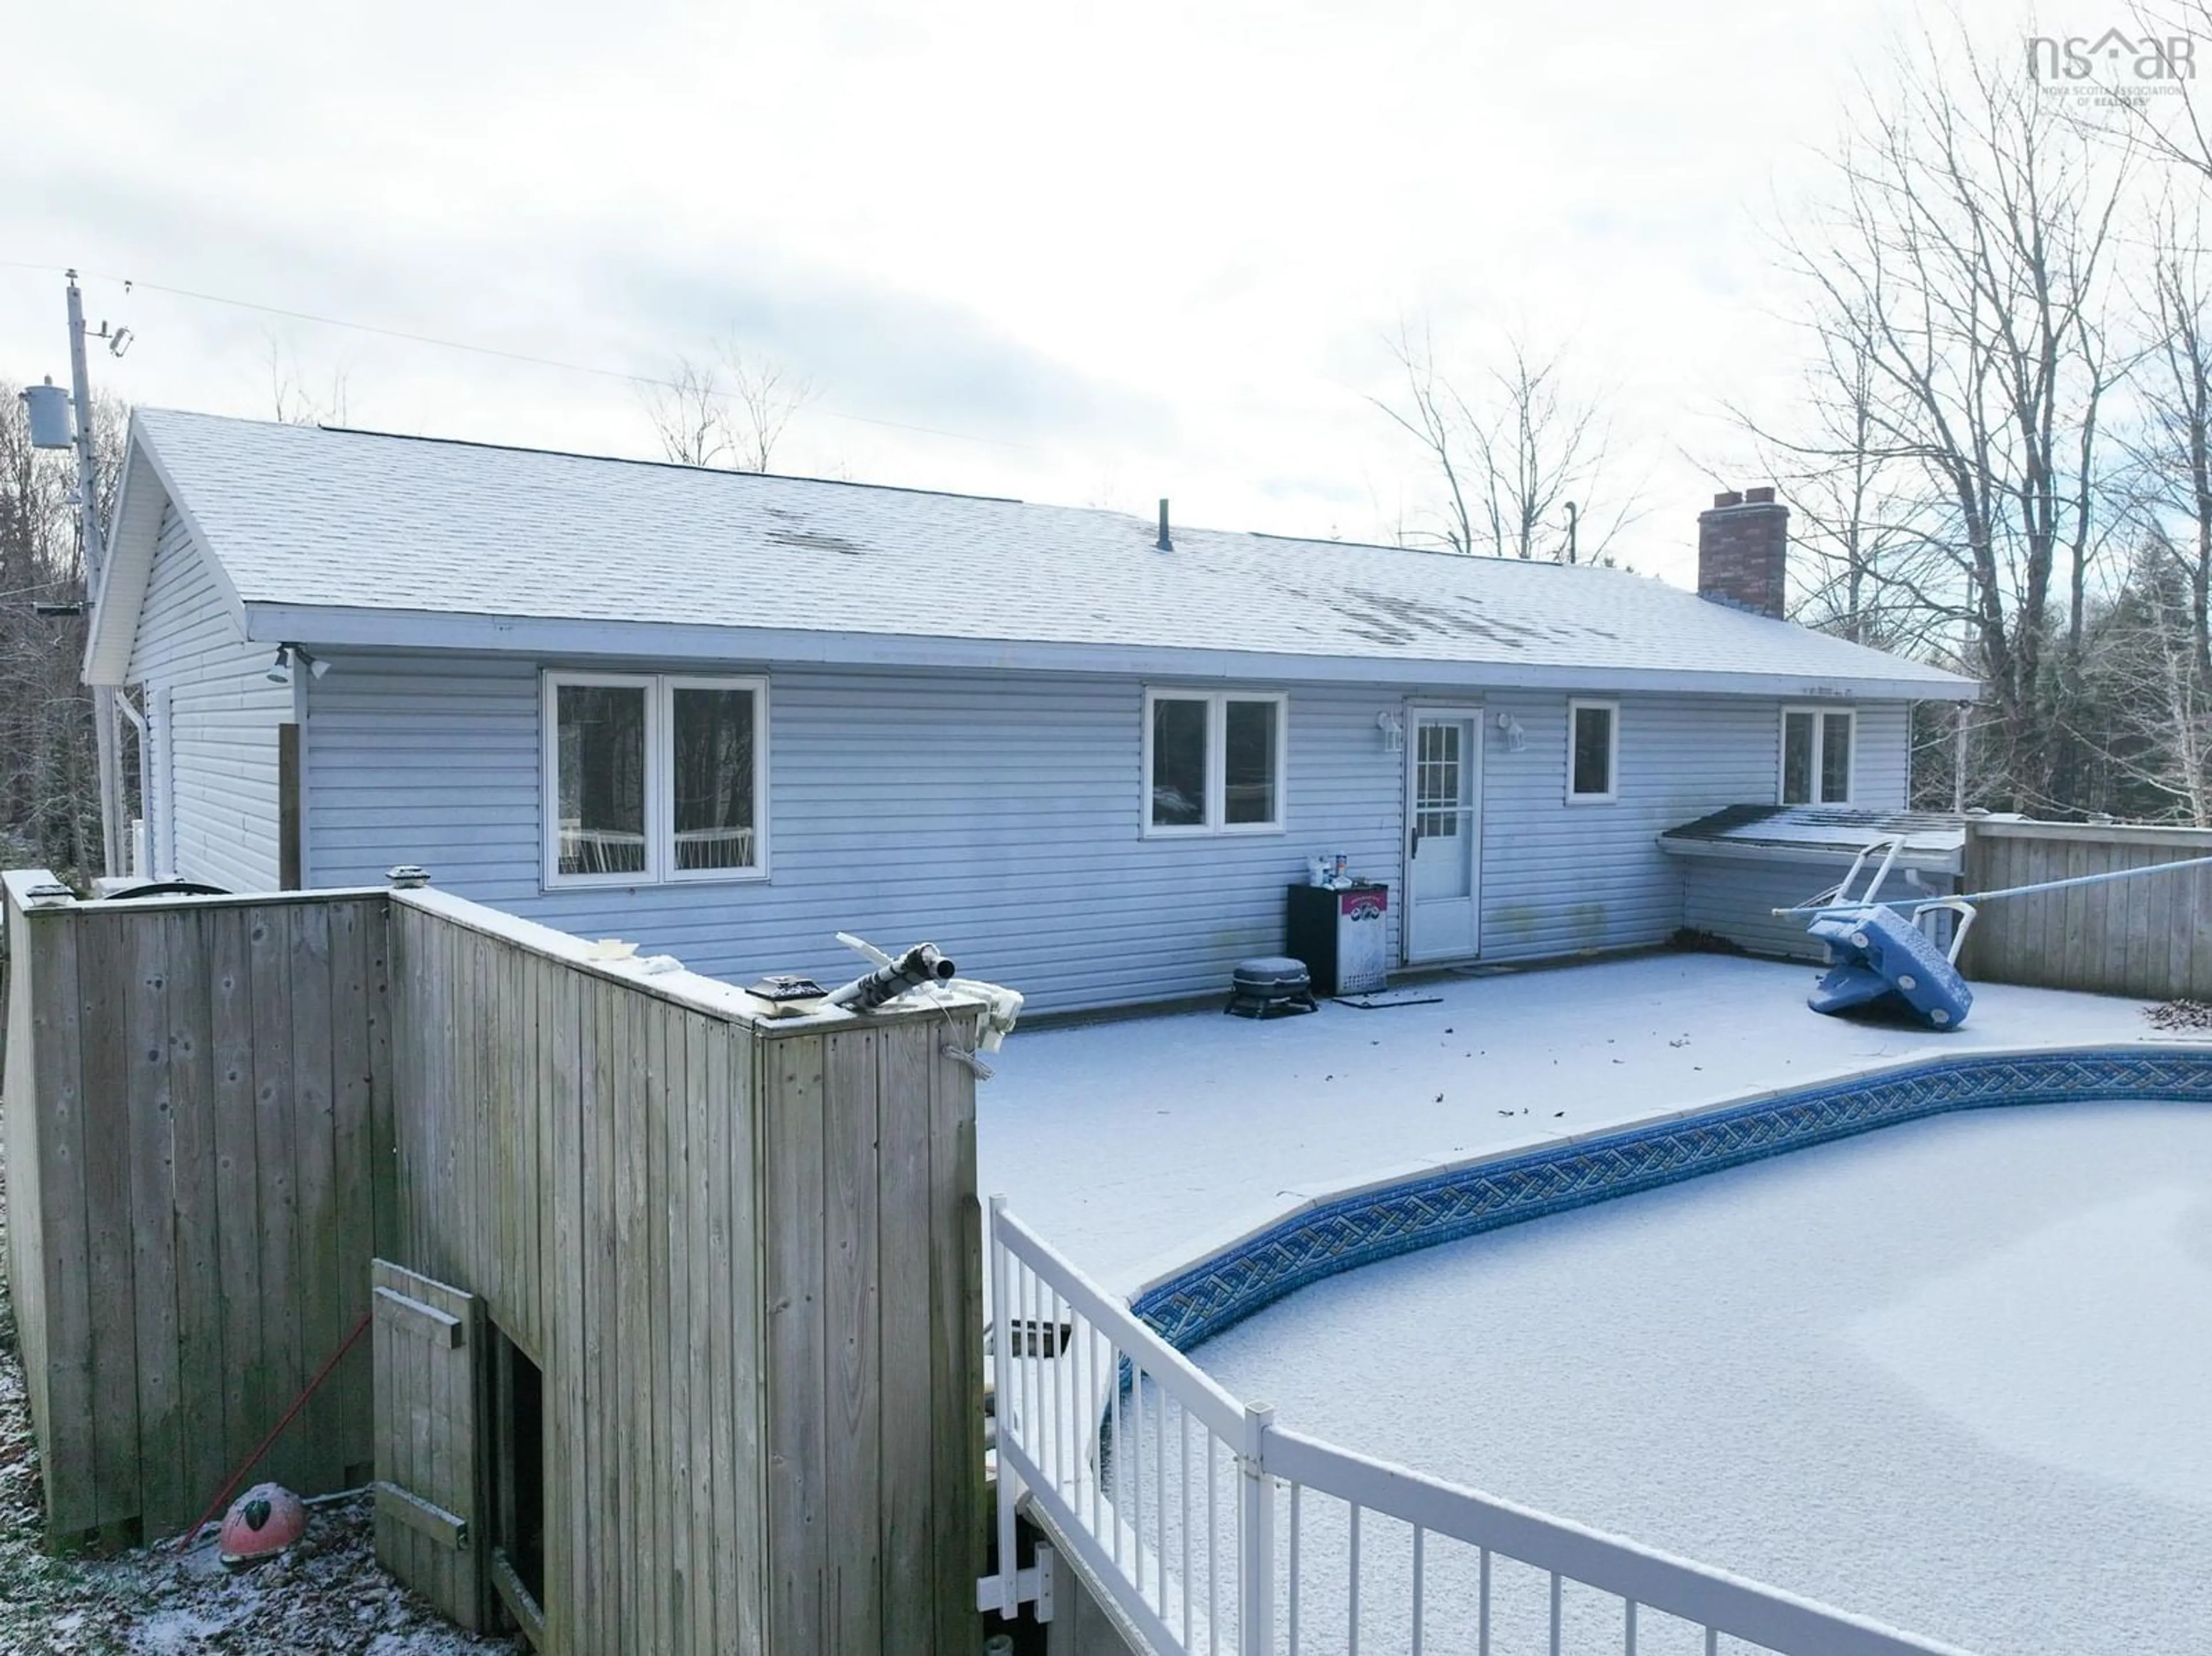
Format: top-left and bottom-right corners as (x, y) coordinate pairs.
(1406, 710), (1482, 962)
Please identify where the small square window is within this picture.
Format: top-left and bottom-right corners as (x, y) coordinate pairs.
(1567, 700), (1618, 803)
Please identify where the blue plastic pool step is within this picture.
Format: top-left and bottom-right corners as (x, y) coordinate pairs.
(1806, 905), (1973, 1028)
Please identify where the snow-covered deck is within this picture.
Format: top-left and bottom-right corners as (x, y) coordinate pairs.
(976, 952), (2165, 1293)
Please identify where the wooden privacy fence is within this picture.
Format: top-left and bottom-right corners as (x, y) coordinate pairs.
(3, 868), (990, 1655)
(1, 870), (391, 1544)
(383, 889), (986, 1655)
(1962, 818), (2212, 999)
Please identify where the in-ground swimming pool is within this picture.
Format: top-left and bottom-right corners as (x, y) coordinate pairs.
(1189, 1099), (2212, 1655)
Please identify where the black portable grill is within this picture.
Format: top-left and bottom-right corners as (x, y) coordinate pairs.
(1225, 955), (1317, 1020)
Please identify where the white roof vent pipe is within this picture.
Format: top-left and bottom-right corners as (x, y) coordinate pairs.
(21, 379), (73, 449)
(1157, 497), (1172, 552)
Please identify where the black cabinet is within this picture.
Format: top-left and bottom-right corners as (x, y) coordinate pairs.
(1285, 882), (1391, 996)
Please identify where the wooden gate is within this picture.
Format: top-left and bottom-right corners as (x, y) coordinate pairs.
(372, 1259), (486, 1631)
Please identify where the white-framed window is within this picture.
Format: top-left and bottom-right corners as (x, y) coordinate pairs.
(1142, 689), (1287, 836)
(542, 671), (769, 886)
(1780, 705), (1854, 806)
(1565, 699), (1619, 804)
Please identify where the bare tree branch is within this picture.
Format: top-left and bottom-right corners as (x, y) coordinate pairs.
(1372, 320), (1639, 562)
(638, 340), (817, 473)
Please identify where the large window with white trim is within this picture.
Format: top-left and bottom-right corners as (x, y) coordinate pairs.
(1780, 706), (1854, 805)
(1143, 689), (1286, 835)
(543, 672), (768, 885)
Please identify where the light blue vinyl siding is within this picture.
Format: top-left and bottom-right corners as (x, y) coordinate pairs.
(126, 506), (291, 890)
(1472, 697), (1909, 962)
(301, 650), (1918, 1014)
(1681, 857), (1956, 964)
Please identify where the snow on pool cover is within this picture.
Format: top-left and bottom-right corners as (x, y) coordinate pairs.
(1188, 1100), (2212, 1656)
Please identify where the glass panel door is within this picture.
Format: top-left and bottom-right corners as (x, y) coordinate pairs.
(1406, 711), (1482, 961)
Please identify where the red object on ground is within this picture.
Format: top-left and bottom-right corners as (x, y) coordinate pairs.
(218, 1482), (307, 1564)
(173, 1308), (372, 1553)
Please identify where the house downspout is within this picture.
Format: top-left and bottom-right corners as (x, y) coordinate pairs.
(115, 687), (153, 878)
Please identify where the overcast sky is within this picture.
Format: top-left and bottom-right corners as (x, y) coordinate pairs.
(3, 0), (2109, 586)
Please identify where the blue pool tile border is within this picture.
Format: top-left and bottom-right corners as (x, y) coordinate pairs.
(1129, 1046), (2212, 1352)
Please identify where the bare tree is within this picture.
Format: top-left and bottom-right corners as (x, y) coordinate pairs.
(0, 380), (124, 880)
(1728, 301), (1953, 651)
(263, 335), (350, 427)
(1373, 321), (1479, 555)
(641, 357), (730, 468)
(2101, 1), (2212, 181)
(2131, 194), (2212, 674)
(1373, 321), (1635, 562)
(1757, 23), (2130, 809)
(639, 340), (816, 474)
(2077, 535), (2212, 820)
(724, 351), (812, 474)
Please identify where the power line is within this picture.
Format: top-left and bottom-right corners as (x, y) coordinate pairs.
(5, 260), (1036, 451)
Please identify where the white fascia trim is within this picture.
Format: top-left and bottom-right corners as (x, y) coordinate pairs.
(87, 424), (253, 686)
(240, 602), (1983, 702)
(1654, 835), (1963, 874)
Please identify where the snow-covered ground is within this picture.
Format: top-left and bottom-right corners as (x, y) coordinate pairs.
(1192, 1100), (2212, 1656)
(977, 953), (2165, 1291)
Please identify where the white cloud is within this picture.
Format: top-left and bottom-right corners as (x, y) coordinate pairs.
(5, 0), (2054, 586)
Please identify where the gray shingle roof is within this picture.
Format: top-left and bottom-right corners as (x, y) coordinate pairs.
(1660, 805), (1967, 870)
(112, 408), (1975, 697)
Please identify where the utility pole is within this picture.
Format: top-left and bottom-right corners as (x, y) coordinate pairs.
(65, 270), (124, 880)
(1562, 499), (1578, 566)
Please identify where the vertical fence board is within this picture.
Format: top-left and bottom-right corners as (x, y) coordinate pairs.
(927, 1021), (985, 1656)
(616, 987), (647, 1653)
(764, 1032), (828, 1655)
(2061, 838), (2089, 992)
(248, 907), (304, 1496)
(367, 903), (396, 1267)
(877, 1022), (935, 1656)
(659, 1003), (690, 1650)
(703, 1021), (736, 1656)
(207, 907), (264, 1500)
(2130, 845), (2162, 998)
(76, 910), (141, 1531)
(825, 1028), (884, 1653)
(586, 976), (621, 1652)
(331, 902), (375, 1479)
(723, 1021), (764, 1656)
(24, 906), (96, 1536)
(163, 908), (226, 1525)
(2166, 855), (2197, 999)
(290, 903), (343, 1496)
(551, 963), (584, 1656)
(124, 914), (182, 1531)
(683, 1015), (715, 1656)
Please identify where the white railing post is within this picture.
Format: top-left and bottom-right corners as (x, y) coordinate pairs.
(1240, 1400), (1276, 1655)
(990, 1194), (1021, 1620)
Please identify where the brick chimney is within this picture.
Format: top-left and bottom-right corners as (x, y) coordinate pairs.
(1696, 486), (1789, 619)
